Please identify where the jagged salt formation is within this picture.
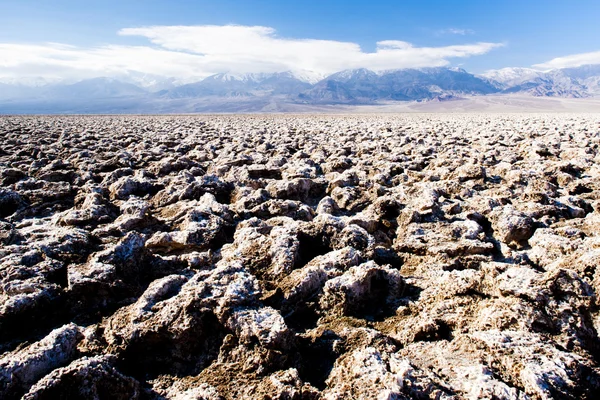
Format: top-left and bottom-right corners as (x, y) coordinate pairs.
(1, 114), (600, 399)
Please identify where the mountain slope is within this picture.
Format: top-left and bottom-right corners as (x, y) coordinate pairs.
(45, 78), (148, 99)
(299, 67), (499, 103)
(162, 72), (312, 99)
(482, 64), (600, 98)
(2, 64), (600, 113)
(480, 68), (546, 88)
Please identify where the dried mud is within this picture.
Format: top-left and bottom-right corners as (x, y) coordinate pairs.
(1, 114), (600, 399)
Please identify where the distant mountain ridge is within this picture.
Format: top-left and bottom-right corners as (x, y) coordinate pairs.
(480, 65), (600, 97)
(300, 67), (498, 104)
(1, 64), (600, 113)
(162, 72), (314, 99)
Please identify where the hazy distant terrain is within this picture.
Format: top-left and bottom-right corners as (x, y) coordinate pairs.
(1, 64), (600, 114)
(349, 94), (600, 113)
(1, 94), (599, 115)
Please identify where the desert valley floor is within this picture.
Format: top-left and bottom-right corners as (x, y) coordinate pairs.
(1, 114), (600, 399)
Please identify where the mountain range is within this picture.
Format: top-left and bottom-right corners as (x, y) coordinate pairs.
(1, 64), (600, 113)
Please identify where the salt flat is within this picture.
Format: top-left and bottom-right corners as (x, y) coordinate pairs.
(340, 95), (600, 113)
(1, 114), (600, 399)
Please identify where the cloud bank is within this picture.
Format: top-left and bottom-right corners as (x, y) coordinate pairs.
(0, 25), (503, 82)
(533, 50), (600, 70)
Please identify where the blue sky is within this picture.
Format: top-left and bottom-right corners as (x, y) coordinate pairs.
(1, 0), (599, 82)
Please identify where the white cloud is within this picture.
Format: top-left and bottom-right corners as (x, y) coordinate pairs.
(0, 43), (209, 83)
(533, 50), (600, 70)
(438, 28), (475, 35)
(0, 25), (502, 82)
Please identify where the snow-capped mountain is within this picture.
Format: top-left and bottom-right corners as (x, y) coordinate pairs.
(162, 71), (313, 98)
(480, 68), (547, 88)
(1, 64), (600, 113)
(482, 64), (600, 98)
(289, 70), (325, 84)
(46, 77), (148, 99)
(114, 71), (181, 92)
(299, 67), (498, 103)
(326, 68), (380, 83)
(560, 65), (600, 95)
(0, 77), (148, 101)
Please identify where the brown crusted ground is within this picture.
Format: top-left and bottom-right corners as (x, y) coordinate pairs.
(1, 114), (600, 399)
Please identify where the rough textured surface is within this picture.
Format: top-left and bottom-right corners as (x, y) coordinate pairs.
(1, 114), (600, 399)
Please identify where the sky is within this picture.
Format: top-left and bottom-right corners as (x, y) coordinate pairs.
(1, 0), (600, 83)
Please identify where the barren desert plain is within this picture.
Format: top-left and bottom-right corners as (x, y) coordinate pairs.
(1, 113), (600, 399)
